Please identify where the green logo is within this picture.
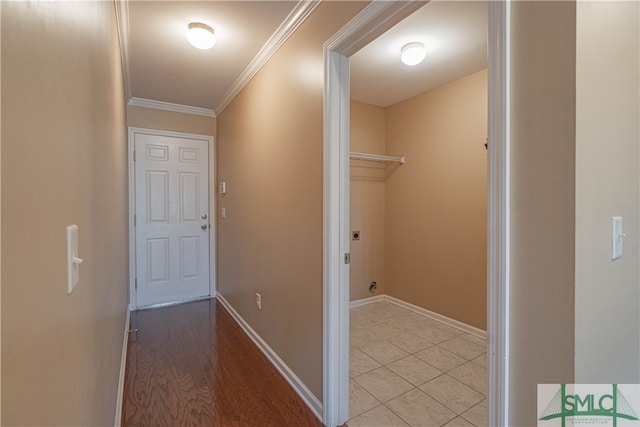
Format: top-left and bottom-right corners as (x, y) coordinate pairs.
(539, 384), (639, 427)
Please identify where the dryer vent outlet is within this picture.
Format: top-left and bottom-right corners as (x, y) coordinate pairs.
(369, 281), (377, 293)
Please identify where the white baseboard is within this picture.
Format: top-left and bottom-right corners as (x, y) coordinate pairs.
(349, 294), (385, 309)
(215, 294), (323, 421)
(114, 308), (130, 427)
(350, 294), (487, 340)
(382, 295), (487, 340)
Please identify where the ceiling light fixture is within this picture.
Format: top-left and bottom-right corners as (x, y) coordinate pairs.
(400, 42), (426, 66)
(186, 22), (216, 50)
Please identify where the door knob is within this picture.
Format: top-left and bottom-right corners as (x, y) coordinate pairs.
(201, 213), (207, 220)
(201, 224), (208, 230)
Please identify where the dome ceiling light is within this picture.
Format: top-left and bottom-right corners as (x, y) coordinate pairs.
(400, 42), (426, 66)
(186, 22), (216, 50)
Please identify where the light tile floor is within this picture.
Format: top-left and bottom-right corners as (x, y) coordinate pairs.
(349, 301), (487, 427)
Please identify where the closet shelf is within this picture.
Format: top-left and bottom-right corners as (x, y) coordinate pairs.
(349, 152), (406, 164)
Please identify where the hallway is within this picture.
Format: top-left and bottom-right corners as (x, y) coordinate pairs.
(121, 299), (322, 426)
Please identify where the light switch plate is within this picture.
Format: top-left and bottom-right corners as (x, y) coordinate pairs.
(612, 216), (623, 260)
(67, 225), (81, 293)
(219, 181), (227, 194)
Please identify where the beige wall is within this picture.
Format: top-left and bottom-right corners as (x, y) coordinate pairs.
(350, 101), (386, 301)
(216, 1), (366, 402)
(509, 2), (576, 425)
(127, 105), (216, 136)
(2, 1), (128, 425)
(384, 70), (488, 330)
(575, 1), (640, 382)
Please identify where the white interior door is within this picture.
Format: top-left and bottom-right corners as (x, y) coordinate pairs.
(134, 132), (210, 308)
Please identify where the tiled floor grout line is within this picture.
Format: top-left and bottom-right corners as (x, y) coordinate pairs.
(349, 302), (488, 427)
(383, 386), (422, 426)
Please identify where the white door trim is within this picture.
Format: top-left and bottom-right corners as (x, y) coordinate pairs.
(322, 1), (510, 425)
(487, 2), (511, 425)
(127, 127), (216, 310)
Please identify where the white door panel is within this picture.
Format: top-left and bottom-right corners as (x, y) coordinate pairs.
(134, 133), (210, 308)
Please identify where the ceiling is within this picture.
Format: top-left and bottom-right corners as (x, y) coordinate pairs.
(125, 1), (488, 115)
(127, 1), (298, 112)
(350, 0), (488, 107)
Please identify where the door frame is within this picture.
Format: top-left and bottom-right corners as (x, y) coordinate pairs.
(127, 127), (217, 310)
(321, 1), (511, 426)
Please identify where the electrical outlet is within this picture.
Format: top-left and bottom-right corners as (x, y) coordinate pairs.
(256, 293), (262, 310)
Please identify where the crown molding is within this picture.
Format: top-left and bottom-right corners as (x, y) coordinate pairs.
(214, 0), (321, 115)
(325, 0), (427, 57)
(114, 0), (132, 101)
(115, 0), (214, 118)
(128, 97), (216, 118)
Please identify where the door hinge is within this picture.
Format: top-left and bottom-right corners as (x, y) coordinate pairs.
(133, 150), (136, 161)
(134, 214), (136, 226)
(135, 278), (137, 289)
(344, 253), (350, 264)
